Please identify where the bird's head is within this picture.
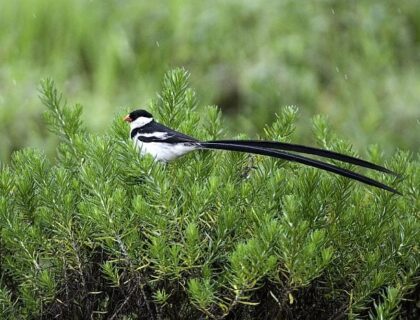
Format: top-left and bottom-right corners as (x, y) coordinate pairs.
(123, 109), (154, 128)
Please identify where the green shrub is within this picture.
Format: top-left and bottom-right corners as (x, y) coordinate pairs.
(0, 69), (419, 319)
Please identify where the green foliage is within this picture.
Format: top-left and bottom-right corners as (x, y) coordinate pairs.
(0, 69), (419, 319)
(1, 0), (420, 162)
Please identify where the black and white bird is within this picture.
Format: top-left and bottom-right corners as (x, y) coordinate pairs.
(123, 109), (401, 194)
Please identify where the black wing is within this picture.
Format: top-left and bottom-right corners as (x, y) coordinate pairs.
(132, 121), (199, 143)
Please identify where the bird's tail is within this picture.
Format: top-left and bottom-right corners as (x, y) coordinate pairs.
(208, 140), (397, 175)
(200, 141), (401, 195)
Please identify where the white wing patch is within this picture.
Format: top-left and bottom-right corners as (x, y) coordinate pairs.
(137, 132), (170, 139)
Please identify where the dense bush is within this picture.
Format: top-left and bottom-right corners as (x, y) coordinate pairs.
(0, 69), (418, 319)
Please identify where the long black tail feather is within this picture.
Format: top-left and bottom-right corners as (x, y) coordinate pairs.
(200, 142), (401, 195)
(209, 140), (396, 175)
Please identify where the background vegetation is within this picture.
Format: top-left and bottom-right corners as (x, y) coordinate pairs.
(0, 0), (419, 162)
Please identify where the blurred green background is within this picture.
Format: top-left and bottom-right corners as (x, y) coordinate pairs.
(1, 0), (419, 162)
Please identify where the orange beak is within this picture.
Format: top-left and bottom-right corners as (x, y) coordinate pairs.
(123, 115), (132, 122)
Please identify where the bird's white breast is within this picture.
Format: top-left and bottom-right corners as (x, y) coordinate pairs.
(133, 134), (197, 162)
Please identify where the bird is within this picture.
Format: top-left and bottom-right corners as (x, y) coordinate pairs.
(123, 109), (401, 195)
